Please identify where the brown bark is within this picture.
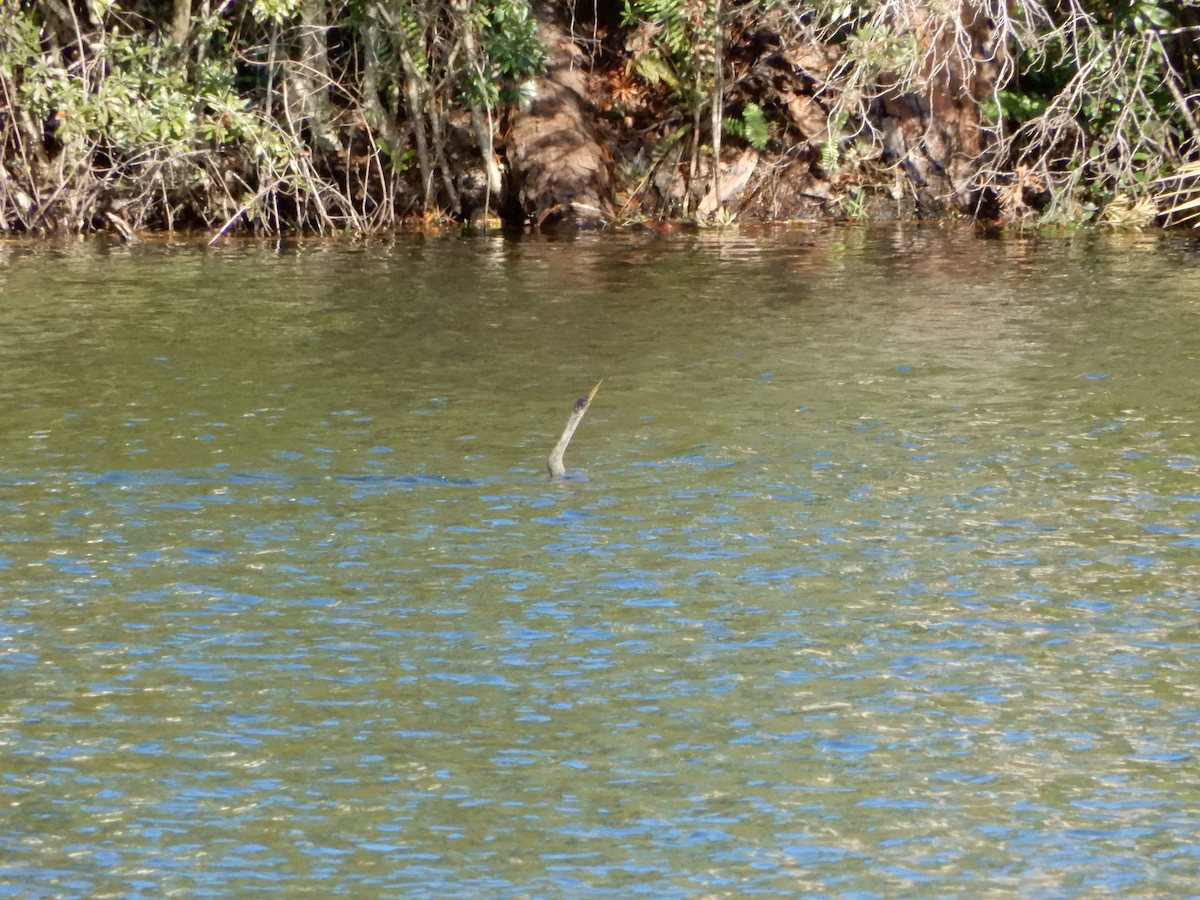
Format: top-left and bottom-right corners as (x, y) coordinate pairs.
(171, 0), (191, 46)
(876, 4), (1001, 214)
(505, 2), (614, 228)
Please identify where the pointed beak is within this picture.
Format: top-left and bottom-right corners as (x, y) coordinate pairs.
(586, 380), (602, 405)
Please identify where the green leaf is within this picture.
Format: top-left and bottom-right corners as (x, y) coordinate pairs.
(742, 103), (768, 151)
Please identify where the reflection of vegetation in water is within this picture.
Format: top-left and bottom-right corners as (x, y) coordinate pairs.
(1, 0), (1198, 233)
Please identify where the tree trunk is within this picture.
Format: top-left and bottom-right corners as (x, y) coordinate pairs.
(361, 11), (402, 154)
(505, 1), (614, 228)
(171, 0), (191, 46)
(451, 0), (503, 205)
(380, 1), (439, 211)
(876, 2), (1001, 215)
(289, 0), (335, 152)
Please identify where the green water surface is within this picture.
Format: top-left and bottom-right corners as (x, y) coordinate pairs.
(1, 227), (1198, 897)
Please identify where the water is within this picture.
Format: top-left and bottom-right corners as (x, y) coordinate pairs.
(1, 227), (1199, 896)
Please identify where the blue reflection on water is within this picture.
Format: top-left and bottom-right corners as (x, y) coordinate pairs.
(4, 239), (1200, 898)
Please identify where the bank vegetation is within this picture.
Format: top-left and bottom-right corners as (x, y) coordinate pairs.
(2, 0), (1200, 236)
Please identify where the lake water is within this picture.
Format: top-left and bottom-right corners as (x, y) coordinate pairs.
(1, 226), (1198, 896)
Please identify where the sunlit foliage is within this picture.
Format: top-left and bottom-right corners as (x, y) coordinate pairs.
(2, 0), (1199, 233)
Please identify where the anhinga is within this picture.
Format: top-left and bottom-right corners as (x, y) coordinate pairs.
(548, 381), (602, 479)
